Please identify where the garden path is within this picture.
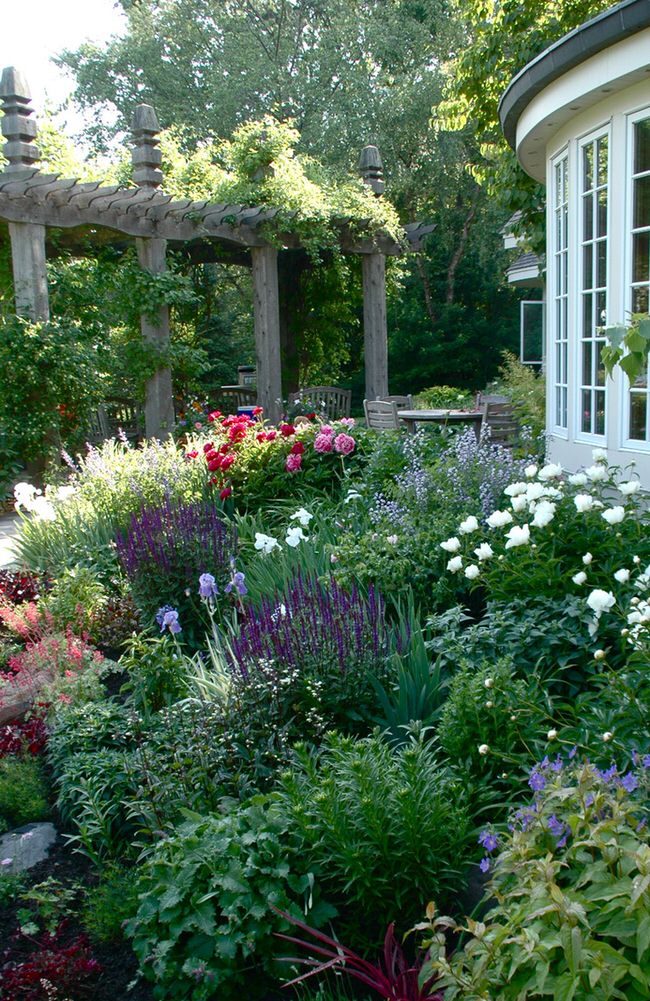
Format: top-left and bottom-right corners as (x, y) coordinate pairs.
(0, 512), (19, 568)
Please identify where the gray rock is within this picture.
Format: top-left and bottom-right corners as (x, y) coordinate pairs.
(0, 822), (57, 874)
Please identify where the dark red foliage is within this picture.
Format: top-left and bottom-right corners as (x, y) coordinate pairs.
(0, 570), (44, 607)
(273, 908), (444, 1001)
(0, 924), (102, 1000)
(0, 711), (48, 757)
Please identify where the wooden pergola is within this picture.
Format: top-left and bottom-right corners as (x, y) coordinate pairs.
(0, 66), (433, 432)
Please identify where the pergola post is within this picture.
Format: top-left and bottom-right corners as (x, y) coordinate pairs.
(251, 245), (282, 423)
(1, 67), (49, 322)
(359, 145), (388, 399)
(132, 104), (175, 440)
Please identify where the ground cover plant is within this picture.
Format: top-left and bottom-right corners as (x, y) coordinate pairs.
(4, 415), (649, 1001)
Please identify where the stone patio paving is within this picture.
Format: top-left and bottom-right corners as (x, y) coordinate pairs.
(0, 512), (19, 568)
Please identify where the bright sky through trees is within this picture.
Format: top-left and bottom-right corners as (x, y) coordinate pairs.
(0, 0), (124, 133)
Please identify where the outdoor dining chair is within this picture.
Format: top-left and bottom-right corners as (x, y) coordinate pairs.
(363, 399), (400, 430)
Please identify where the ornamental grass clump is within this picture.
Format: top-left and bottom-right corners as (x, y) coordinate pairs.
(422, 754), (650, 1001)
(227, 572), (392, 736)
(116, 498), (237, 638)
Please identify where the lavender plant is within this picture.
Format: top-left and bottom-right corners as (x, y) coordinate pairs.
(227, 572), (393, 738)
(116, 498), (237, 640)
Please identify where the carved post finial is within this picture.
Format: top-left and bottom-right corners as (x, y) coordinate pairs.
(359, 145), (384, 196)
(132, 103), (163, 188)
(0, 67), (40, 175)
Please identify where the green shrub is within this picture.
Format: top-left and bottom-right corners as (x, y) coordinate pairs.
(82, 863), (141, 942)
(436, 658), (550, 785)
(424, 757), (650, 1001)
(0, 756), (50, 833)
(42, 566), (108, 638)
(276, 733), (473, 947)
(119, 633), (191, 713)
(488, 350), (546, 439)
(126, 796), (334, 1001)
(414, 385), (474, 410)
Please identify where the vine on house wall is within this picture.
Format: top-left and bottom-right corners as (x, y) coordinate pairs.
(603, 314), (650, 384)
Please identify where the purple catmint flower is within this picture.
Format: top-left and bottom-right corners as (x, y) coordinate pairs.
(621, 773), (638, 793)
(478, 830), (498, 853)
(199, 573), (219, 599)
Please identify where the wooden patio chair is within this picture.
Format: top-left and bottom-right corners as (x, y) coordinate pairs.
(364, 399), (400, 430)
(476, 393), (519, 446)
(376, 394), (413, 409)
(104, 397), (145, 443)
(214, 385), (258, 413)
(288, 386), (352, 420)
(86, 405), (111, 446)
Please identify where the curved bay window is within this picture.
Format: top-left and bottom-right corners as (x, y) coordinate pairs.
(579, 132), (608, 438)
(552, 154), (569, 430)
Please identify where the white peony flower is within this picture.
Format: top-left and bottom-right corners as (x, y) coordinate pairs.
(504, 524), (530, 549)
(587, 589), (616, 615)
(572, 571), (587, 585)
(524, 464), (538, 479)
(14, 482), (40, 512)
(474, 543), (494, 561)
(511, 495), (527, 513)
(593, 649), (606, 661)
(458, 515), (479, 535)
(614, 568), (630, 583)
(574, 494), (595, 513)
(586, 464), (607, 482)
(447, 555), (463, 573)
(440, 537), (461, 553)
(568, 472), (588, 486)
(582, 552), (593, 565)
(504, 482), (527, 497)
(538, 463), (563, 481)
(532, 501), (556, 528)
(386, 534), (398, 545)
(486, 509), (513, 529)
(602, 506), (625, 526)
(464, 564), (480, 580)
(31, 496), (57, 522)
(286, 526), (308, 548)
(592, 448), (608, 463)
(254, 532), (280, 554)
(290, 507), (313, 526)
(525, 483), (546, 502)
(619, 480), (640, 496)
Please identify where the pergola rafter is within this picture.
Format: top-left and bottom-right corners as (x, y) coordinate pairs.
(0, 65), (434, 431)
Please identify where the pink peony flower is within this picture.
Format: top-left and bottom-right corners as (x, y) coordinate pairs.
(339, 417), (356, 427)
(320, 425), (334, 435)
(286, 453), (303, 473)
(334, 433), (355, 455)
(314, 433), (334, 453)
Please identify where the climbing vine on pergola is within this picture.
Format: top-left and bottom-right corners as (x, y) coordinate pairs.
(0, 66), (433, 433)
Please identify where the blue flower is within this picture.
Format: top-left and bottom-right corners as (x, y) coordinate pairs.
(225, 567), (247, 597)
(621, 773), (638, 793)
(155, 604), (175, 627)
(478, 829), (498, 853)
(528, 768), (546, 792)
(479, 857), (490, 873)
(199, 573), (219, 599)
(643, 755), (650, 769)
(568, 745), (578, 759)
(159, 608), (181, 635)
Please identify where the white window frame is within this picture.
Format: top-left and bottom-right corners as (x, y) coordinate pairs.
(550, 149), (569, 434)
(623, 106), (650, 451)
(520, 299), (544, 367)
(574, 125), (610, 443)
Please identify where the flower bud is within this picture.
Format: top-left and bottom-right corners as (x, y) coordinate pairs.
(547, 729), (557, 741)
(484, 678), (494, 689)
(603, 731), (613, 742)
(478, 744), (490, 755)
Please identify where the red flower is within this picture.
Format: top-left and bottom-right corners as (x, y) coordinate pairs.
(186, 450), (199, 459)
(202, 442), (214, 453)
(280, 423), (296, 437)
(210, 476), (218, 485)
(221, 454), (236, 470)
(220, 486), (232, 500)
(256, 432), (268, 443)
(266, 430), (277, 441)
(253, 406), (264, 415)
(305, 412), (316, 419)
(208, 410), (222, 422)
(291, 441), (305, 455)
(285, 453), (303, 473)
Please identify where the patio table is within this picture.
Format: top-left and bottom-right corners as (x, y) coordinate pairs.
(397, 409), (484, 438)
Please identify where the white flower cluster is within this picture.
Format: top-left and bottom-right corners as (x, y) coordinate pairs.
(13, 481), (77, 522)
(254, 508), (313, 554)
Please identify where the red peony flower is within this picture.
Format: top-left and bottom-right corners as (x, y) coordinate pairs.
(253, 406), (264, 415)
(220, 486), (232, 500)
(280, 423), (296, 437)
(221, 454), (236, 470)
(266, 430), (277, 441)
(207, 410), (222, 422)
(256, 432), (267, 443)
(186, 450), (199, 459)
(291, 440), (305, 455)
(202, 442), (214, 453)
(207, 456), (222, 471)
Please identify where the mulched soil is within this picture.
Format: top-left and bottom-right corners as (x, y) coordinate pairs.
(0, 834), (154, 1001)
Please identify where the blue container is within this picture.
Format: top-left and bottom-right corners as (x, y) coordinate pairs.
(237, 406), (257, 419)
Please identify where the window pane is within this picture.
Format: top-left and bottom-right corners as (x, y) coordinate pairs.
(634, 174), (650, 229)
(629, 393), (647, 440)
(632, 285), (650, 313)
(597, 137), (608, 188)
(582, 338), (592, 383)
(595, 391), (605, 436)
(633, 232), (650, 284)
(597, 240), (607, 288)
(581, 390), (591, 433)
(583, 144), (593, 190)
(597, 188), (607, 237)
(596, 340), (606, 386)
(583, 244), (593, 288)
(596, 290), (606, 326)
(583, 194), (593, 240)
(634, 118), (650, 174)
